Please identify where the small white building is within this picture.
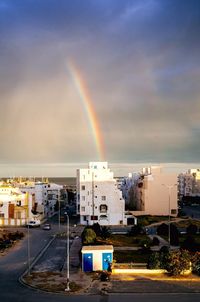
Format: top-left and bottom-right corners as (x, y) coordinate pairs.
(81, 245), (113, 272)
(77, 162), (127, 226)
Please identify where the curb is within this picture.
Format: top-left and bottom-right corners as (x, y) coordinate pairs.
(19, 234), (56, 284)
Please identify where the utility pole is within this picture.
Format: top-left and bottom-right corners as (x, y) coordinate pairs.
(58, 197), (61, 231)
(92, 172), (94, 225)
(65, 214), (70, 292)
(162, 184), (177, 248)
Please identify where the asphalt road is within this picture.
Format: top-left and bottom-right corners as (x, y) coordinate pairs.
(0, 221), (200, 302)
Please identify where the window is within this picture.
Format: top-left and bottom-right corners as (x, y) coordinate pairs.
(81, 207), (85, 212)
(81, 185), (85, 191)
(83, 216), (87, 221)
(100, 204), (108, 213)
(171, 209), (177, 215)
(16, 200), (21, 206)
(90, 215), (98, 220)
(82, 196), (85, 201)
(0, 213), (4, 218)
(102, 196), (106, 201)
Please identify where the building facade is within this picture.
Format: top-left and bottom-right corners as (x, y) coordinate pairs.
(128, 166), (178, 216)
(77, 162), (127, 225)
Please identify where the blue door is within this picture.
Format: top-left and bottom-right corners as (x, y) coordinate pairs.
(102, 252), (112, 270)
(83, 253), (93, 272)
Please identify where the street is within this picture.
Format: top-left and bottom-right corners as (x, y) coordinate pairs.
(0, 219), (200, 301)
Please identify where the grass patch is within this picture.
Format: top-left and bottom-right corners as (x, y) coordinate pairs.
(23, 271), (82, 292)
(137, 215), (172, 226)
(96, 234), (149, 247)
(179, 234), (200, 244)
(114, 250), (150, 263)
(175, 219), (200, 228)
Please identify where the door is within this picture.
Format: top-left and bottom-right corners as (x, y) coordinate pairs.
(83, 253), (93, 272)
(102, 252), (112, 271)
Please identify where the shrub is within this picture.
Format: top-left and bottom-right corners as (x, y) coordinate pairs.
(147, 252), (160, 269)
(192, 252), (200, 276)
(165, 250), (191, 276)
(152, 237), (160, 246)
(140, 238), (152, 254)
(81, 228), (96, 245)
(159, 246), (170, 269)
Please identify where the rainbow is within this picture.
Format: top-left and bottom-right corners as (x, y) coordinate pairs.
(68, 60), (105, 161)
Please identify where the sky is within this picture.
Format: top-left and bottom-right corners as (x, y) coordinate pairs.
(0, 0), (200, 176)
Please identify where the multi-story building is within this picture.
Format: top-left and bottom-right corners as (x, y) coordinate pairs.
(0, 179), (63, 226)
(130, 166), (178, 216)
(76, 162), (127, 226)
(18, 180), (63, 218)
(0, 185), (32, 226)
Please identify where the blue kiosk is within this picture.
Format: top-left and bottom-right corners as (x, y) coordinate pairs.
(81, 245), (113, 272)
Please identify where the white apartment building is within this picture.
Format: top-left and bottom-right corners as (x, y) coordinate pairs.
(131, 166), (178, 216)
(77, 162), (127, 226)
(18, 181), (63, 218)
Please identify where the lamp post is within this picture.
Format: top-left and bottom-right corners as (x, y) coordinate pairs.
(58, 197), (61, 231)
(27, 198), (31, 275)
(162, 184), (177, 247)
(27, 222), (31, 275)
(65, 213), (70, 292)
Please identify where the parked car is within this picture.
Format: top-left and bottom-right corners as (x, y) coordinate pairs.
(27, 220), (41, 228)
(43, 223), (51, 230)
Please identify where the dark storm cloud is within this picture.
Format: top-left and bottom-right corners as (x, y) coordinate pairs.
(0, 0), (200, 166)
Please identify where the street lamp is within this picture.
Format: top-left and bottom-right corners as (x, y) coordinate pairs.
(58, 197), (61, 231)
(65, 213), (70, 292)
(27, 222), (31, 275)
(162, 184), (177, 247)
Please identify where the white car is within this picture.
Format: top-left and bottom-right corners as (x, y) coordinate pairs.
(27, 220), (41, 228)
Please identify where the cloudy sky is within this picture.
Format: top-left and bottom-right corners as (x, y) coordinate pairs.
(0, 0), (200, 176)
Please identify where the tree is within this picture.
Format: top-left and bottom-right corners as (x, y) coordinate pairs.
(100, 226), (111, 239)
(81, 228), (96, 245)
(170, 224), (179, 246)
(165, 250), (191, 276)
(129, 225), (142, 236)
(157, 223), (168, 236)
(91, 223), (101, 236)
